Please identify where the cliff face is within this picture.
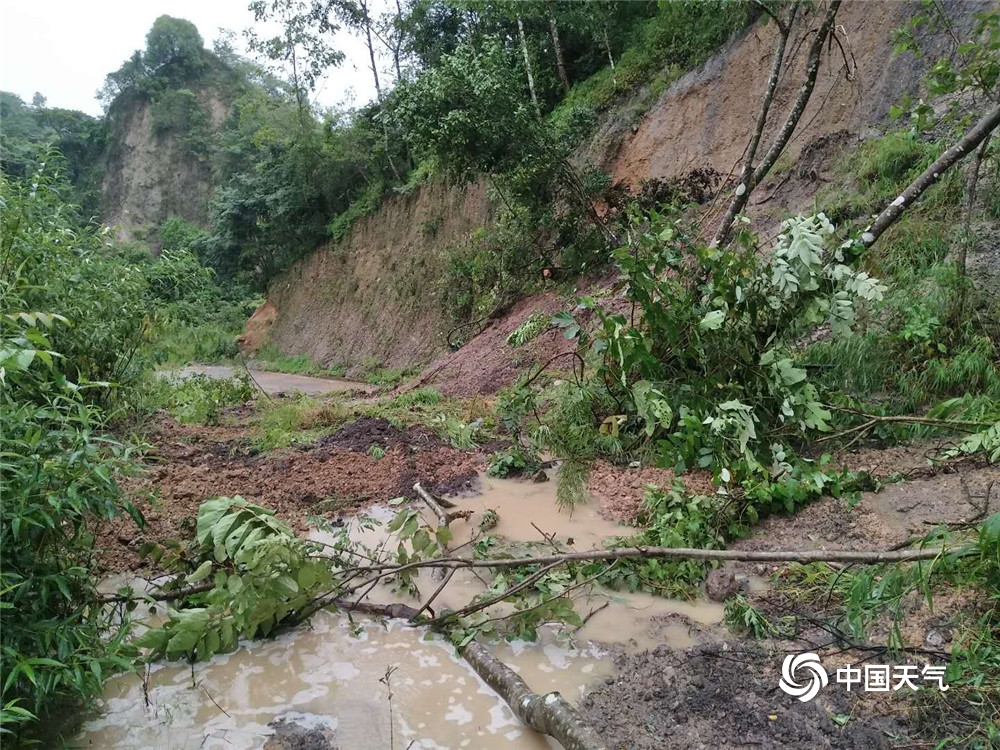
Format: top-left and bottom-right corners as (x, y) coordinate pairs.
(101, 87), (229, 243)
(252, 0), (984, 370)
(606, 0), (984, 187)
(255, 180), (492, 370)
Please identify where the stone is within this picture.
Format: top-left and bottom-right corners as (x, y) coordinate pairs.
(705, 568), (738, 602)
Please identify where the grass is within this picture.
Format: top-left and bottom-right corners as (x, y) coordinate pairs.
(254, 344), (347, 378)
(154, 321), (242, 366)
(356, 356), (420, 386)
(251, 394), (351, 451)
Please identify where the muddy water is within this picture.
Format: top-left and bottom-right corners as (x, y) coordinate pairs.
(77, 611), (609, 749)
(455, 474), (627, 550)
(79, 475), (731, 748)
(167, 364), (371, 396)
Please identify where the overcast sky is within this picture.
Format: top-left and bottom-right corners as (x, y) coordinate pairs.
(0, 0), (386, 116)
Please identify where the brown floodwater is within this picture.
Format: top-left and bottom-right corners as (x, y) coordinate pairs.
(78, 474), (733, 748)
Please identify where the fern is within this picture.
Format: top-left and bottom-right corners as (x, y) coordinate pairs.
(506, 313), (550, 348)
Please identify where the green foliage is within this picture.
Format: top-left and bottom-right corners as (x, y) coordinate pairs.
(150, 88), (209, 155)
(390, 39), (544, 180)
(551, 0), (751, 114)
(0, 92), (106, 216)
(434, 414), (482, 449)
(251, 393), (349, 450)
(360, 360), (419, 386)
(144, 16), (206, 75)
(254, 345), (346, 377)
(486, 445), (541, 478)
(135, 497), (336, 660)
(150, 373), (255, 425)
(506, 313), (550, 348)
(388, 387), (442, 408)
(724, 594), (790, 639)
(0, 166), (145, 739)
(611, 482), (727, 596)
(1, 158), (151, 392)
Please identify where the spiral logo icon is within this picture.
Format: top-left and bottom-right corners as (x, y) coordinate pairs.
(779, 652), (828, 702)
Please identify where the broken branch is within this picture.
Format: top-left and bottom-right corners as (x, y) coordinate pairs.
(860, 103), (1000, 250)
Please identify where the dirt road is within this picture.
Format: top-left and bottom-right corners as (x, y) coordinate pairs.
(169, 364), (373, 396)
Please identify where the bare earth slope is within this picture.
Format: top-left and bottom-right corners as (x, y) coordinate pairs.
(252, 0), (984, 380)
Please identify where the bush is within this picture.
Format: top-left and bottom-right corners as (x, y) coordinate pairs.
(0, 165), (145, 739)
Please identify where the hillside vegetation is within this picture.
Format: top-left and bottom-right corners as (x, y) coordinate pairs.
(1, 1), (999, 747)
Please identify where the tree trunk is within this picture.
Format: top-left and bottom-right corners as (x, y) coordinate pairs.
(392, 0), (404, 81)
(713, 1), (840, 246)
(361, 0), (382, 100)
(461, 639), (609, 750)
(860, 103), (1000, 251)
(958, 133), (991, 278)
(550, 14), (571, 93)
(518, 15), (541, 117)
(327, 599), (608, 749)
(603, 27), (616, 85)
(712, 4), (797, 246)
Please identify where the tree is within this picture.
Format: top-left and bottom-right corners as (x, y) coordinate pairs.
(145, 15), (206, 74)
(247, 0), (344, 125)
(96, 50), (147, 108)
(713, 1), (841, 247)
(30, 92), (46, 109)
(517, 14), (541, 117)
(547, 6), (570, 93)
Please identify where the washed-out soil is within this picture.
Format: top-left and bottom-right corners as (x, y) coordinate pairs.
(580, 448), (996, 749)
(582, 642), (898, 749)
(99, 412), (481, 571)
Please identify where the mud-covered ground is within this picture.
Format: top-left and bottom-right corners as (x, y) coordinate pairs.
(99, 411), (482, 570)
(583, 452), (998, 750)
(102, 395), (996, 749)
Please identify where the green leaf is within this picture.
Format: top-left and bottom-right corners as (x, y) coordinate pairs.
(699, 310), (725, 331)
(187, 560), (213, 584)
(166, 629), (201, 654)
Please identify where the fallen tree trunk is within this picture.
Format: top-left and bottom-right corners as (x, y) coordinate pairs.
(414, 482), (471, 526)
(860, 103), (1000, 250)
(351, 542), (957, 580)
(331, 599), (608, 750)
(461, 638), (609, 750)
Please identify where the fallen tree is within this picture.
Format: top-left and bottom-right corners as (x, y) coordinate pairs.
(123, 496), (981, 750)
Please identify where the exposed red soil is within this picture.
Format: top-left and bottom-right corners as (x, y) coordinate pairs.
(99, 413), (482, 572)
(409, 290), (581, 397)
(588, 460), (715, 523)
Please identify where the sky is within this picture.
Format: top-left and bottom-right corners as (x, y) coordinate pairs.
(0, 0), (388, 116)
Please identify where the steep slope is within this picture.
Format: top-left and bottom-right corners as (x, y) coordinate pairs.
(101, 85), (230, 243)
(250, 0), (984, 380)
(254, 180), (492, 371)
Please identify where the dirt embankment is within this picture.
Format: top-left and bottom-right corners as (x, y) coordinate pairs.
(250, 179), (492, 374)
(253, 0), (983, 386)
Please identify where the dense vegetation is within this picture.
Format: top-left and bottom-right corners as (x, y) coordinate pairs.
(1, 0), (999, 746)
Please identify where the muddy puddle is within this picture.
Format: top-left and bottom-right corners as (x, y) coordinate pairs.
(76, 610), (609, 749)
(78, 474), (731, 748)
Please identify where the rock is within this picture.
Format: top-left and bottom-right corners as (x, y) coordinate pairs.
(264, 717), (338, 750)
(705, 568), (738, 602)
(925, 630), (945, 648)
(531, 469), (549, 483)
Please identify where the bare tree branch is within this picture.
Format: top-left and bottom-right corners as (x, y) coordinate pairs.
(860, 103), (1000, 250)
(713, 0), (841, 246)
